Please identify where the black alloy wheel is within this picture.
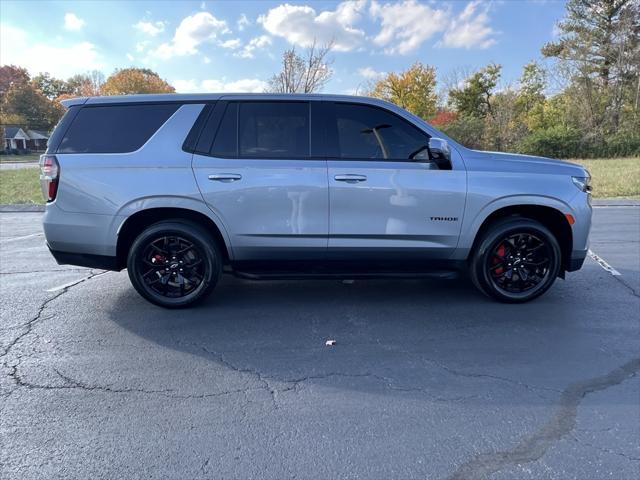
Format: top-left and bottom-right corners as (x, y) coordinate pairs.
(127, 221), (221, 308)
(470, 218), (561, 303)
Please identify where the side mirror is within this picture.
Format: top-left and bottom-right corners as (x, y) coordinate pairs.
(428, 137), (451, 166)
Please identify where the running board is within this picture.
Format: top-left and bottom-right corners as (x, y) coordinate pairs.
(230, 269), (460, 281)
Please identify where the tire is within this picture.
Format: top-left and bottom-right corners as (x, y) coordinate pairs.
(127, 220), (222, 308)
(469, 217), (561, 303)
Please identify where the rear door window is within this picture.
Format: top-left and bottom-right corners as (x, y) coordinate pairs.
(57, 103), (179, 154)
(238, 102), (309, 158)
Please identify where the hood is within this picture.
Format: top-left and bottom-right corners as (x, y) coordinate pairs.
(466, 149), (589, 177)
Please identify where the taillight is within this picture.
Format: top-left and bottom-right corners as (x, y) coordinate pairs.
(39, 154), (60, 202)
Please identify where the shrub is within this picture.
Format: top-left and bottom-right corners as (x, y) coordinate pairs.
(517, 126), (582, 158)
(439, 116), (485, 150)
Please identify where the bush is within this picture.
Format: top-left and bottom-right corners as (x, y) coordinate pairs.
(517, 126), (582, 158)
(439, 116), (485, 149)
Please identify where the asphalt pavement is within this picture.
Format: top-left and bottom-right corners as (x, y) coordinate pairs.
(1, 207), (638, 479)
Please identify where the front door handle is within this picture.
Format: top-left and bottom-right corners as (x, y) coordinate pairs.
(334, 174), (367, 183)
(208, 173), (242, 182)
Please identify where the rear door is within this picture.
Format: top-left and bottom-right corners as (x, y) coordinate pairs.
(192, 100), (328, 261)
(322, 101), (466, 260)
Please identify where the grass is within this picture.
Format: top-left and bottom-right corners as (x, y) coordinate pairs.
(0, 168), (42, 204)
(0, 157), (638, 205)
(0, 154), (41, 163)
(571, 157), (640, 198)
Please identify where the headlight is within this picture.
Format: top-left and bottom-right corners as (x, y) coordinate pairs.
(572, 175), (592, 193)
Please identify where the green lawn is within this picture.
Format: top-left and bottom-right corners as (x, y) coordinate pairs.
(0, 168), (42, 204)
(572, 157), (640, 198)
(0, 154), (40, 163)
(0, 157), (638, 205)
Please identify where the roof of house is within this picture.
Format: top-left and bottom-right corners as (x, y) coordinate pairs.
(27, 129), (49, 140)
(3, 126), (29, 139)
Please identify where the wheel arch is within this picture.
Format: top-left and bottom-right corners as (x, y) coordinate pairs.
(469, 201), (573, 272)
(115, 204), (232, 270)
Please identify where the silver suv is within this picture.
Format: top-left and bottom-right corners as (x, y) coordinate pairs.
(41, 94), (592, 308)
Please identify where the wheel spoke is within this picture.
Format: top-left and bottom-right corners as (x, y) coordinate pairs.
(138, 234), (207, 299)
(487, 231), (552, 295)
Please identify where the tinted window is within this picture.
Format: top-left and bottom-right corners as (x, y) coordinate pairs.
(57, 104), (179, 154)
(238, 102), (309, 158)
(210, 103), (238, 157)
(327, 103), (430, 160)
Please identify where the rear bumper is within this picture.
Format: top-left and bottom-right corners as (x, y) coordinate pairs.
(567, 249), (588, 272)
(49, 247), (120, 271)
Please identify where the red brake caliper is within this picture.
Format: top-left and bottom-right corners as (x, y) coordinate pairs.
(493, 244), (506, 275)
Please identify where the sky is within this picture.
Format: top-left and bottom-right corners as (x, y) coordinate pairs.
(0, 0), (568, 94)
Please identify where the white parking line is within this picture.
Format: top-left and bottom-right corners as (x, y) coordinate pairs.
(46, 271), (109, 292)
(588, 249), (621, 276)
(0, 232), (43, 243)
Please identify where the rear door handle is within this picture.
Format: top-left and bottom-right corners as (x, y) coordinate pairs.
(208, 173), (242, 182)
(334, 174), (367, 183)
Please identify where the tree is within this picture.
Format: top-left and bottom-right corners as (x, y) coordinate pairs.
(266, 41), (333, 93)
(542, 0), (639, 133)
(2, 83), (63, 131)
(0, 65), (30, 100)
(32, 72), (71, 100)
(101, 68), (175, 95)
(514, 61), (548, 132)
(367, 62), (438, 120)
(66, 70), (105, 97)
(448, 64), (502, 119)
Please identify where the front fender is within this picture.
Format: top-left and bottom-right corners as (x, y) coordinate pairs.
(452, 193), (575, 260)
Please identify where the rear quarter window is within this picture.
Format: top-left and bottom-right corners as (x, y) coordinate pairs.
(57, 103), (179, 154)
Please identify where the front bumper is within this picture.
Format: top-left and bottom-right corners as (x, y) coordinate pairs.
(567, 249), (588, 272)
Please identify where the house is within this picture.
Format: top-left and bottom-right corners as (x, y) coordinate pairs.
(4, 126), (29, 150)
(26, 130), (49, 151)
(3, 126), (49, 151)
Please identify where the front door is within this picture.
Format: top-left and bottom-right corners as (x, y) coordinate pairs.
(322, 102), (466, 261)
(192, 100), (328, 261)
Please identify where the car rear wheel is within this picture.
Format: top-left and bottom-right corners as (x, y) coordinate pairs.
(470, 218), (561, 303)
(127, 221), (221, 308)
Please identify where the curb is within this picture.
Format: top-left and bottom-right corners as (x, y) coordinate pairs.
(0, 204), (45, 212)
(592, 199), (639, 207)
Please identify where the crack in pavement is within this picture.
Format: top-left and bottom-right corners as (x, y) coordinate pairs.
(5, 364), (263, 402)
(568, 433), (640, 462)
(195, 343), (481, 404)
(447, 357), (640, 480)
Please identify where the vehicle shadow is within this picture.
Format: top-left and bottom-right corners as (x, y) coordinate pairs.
(106, 274), (579, 403)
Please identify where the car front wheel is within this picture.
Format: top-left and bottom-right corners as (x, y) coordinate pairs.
(127, 220), (221, 308)
(470, 218), (562, 303)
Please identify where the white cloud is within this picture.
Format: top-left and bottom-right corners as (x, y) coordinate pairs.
(135, 41), (150, 53)
(64, 12), (85, 31)
(173, 78), (268, 93)
(440, 1), (497, 49)
(358, 66), (385, 79)
(220, 38), (242, 49)
(134, 20), (166, 36)
(258, 0), (366, 51)
(237, 13), (251, 31)
(149, 11), (230, 59)
(1, 24), (102, 78)
(236, 35), (272, 59)
(369, 0), (448, 54)
(126, 53), (135, 61)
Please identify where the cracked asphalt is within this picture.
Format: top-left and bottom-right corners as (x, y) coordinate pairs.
(1, 207), (638, 480)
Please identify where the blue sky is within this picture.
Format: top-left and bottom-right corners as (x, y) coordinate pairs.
(0, 0), (567, 94)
